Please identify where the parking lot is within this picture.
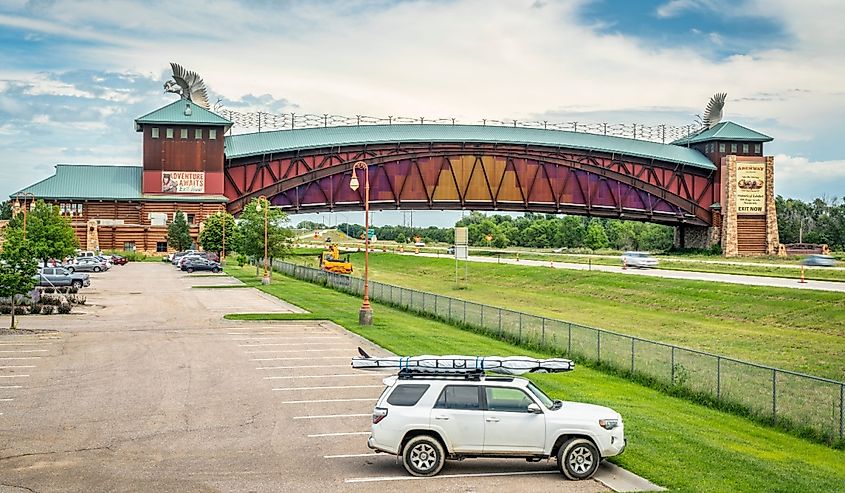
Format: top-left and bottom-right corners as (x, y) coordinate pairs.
(0, 262), (623, 492)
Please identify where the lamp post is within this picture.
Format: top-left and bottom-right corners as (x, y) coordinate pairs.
(221, 211), (227, 264)
(13, 192), (35, 240)
(255, 196), (270, 285)
(349, 161), (373, 326)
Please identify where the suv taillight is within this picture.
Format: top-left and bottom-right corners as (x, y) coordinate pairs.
(373, 407), (388, 424)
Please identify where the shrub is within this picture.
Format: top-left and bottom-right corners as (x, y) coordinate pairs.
(41, 305), (55, 315)
(57, 303), (72, 314)
(13, 307), (27, 315)
(44, 287), (55, 294)
(30, 304), (42, 315)
(0, 305), (11, 315)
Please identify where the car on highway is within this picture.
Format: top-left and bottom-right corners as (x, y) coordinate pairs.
(447, 246), (455, 255)
(802, 254), (836, 267)
(181, 258), (222, 273)
(367, 373), (625, 479)
(414, 241), (426, 247)
(66, 257), (109, 273)
(621, 251), (659, 269)
(35, 267), (90, 289)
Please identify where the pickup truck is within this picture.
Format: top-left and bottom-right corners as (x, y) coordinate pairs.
(35, 267), (90, 289)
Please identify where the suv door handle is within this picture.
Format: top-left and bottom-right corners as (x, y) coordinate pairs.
(434, 415), (450, 420)
(485, 417), (500, 423)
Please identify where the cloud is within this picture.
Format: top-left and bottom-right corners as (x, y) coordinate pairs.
(774, 154), (845, 200)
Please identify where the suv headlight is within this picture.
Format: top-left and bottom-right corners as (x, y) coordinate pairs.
(599, 419), (619, 430)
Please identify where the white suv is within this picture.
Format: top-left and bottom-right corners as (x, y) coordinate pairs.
(367, 371), (625, 479)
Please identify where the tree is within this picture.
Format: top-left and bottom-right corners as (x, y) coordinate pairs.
(167, 210), (193, 251)
(0, 228), (38, 329)
(8, 200), (78, 266)
(238, 198), (295, 273)
(0, 201), (11, 220)
(199, 212), (239, 257)
(584, 221), (609, 250)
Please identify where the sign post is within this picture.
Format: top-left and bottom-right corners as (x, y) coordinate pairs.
(454, 227), (468, 287)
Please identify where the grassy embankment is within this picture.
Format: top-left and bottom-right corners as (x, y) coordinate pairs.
(224, 264), (845, 493)
(307, 253), (845, 381)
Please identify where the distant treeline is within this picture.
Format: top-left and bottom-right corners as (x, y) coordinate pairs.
(776, 196), (845, 250)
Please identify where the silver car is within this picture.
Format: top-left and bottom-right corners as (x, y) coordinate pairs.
(66, 257), (109, 273)
(621, 251), (659, 269)
(802, 254), (836, 267)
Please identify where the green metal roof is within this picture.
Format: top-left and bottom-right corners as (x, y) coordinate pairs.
(135, 100), (232, 131)
(11, 164), (229, 203)
(224, 124), (717, 170)
(671, 121), (773, 145)
(13, 164), (143, 200)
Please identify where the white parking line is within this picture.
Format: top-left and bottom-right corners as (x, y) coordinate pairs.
(0, 343), (51, 346)
(264, 374), (378, 380)
(257, 365), (348, 370)
(251, 356), (349, 361)
(308, 431), (370, 438)
(0, 357), (41, 360)
(239, 343), (347, 347)
(0, 375), (29, 378)
(0, 350), (49, 353)
(0, 398), (13, 402)
(345, 470), (559, 483)
(0, 385), (23, 389)
(0, 366), (36, 369)
(280, 398), (377, 404)
(227, 332), (332, 336)
(273, 385), (382, 391)
(293, 413), (371, 420)
(325, 453), (379, 459)
(245, 348), (349, 353)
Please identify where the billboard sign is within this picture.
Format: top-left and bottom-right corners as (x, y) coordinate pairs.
(162, 171), (205, 193)
(736, 162), (766, 215)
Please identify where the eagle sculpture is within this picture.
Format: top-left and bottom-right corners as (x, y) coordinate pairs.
(702, 92), (727, 129)
(163, 62), (210, 109)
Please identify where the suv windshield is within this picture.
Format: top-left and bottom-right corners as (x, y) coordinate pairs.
(526, 381), (555, 409)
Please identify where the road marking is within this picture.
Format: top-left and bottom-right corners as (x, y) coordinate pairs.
(239, 343), (347, 347)
(0, 350), (48, 353)
(273, 385), (382, 391)
(0, 357), (41, 360)
(0, 343), (50, 346)
(280, 398), (377, 404)
(0, 375), (29, 378)
(345, 470), (559, 483)
(257, 365), (349, 370)
(308, 431), (371, 438)
(264, 374), (378, 380)
(293, 413), (371, 420)
(251, 356), (349, 361)
(0, 366), (36, 369)
(0, 385), (23, 389)
(325, 453), (379, 459)
(245, 348), (348, 353)
(232, 337), (341, 341)
(0, 398), (13, 402)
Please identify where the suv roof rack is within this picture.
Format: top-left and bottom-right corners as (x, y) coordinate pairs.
(397, 368), (487, 381)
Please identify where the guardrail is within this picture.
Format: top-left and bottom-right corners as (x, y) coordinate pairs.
(271, 259), (845, 445)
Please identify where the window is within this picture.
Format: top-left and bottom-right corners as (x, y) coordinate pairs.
(149, 212), (167, 226)
(180, 128), (188, 139)
(166, 128), (174, 139)
(719, 143), (726, 153)
(195, 128), (203, 139)
(434, 385), (480, 410)
(186, 213), (195, 224)
(42, 268), (54, 276)
(754, 144), (761, 154)
(123, 242), (136, 252)
(485, 387), (534, 413)
(156, 242), (168, 253)
(730, 143), (737, 153)
(209, 129), (217, 140)
(742, 144), (749, 154)
(387, 384), (430, 406)
(151, 127), (160, 139)
(60, 203), (83, 215)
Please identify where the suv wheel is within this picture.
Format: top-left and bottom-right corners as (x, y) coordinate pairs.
(402, 435), (445, 477)
(71, 280), (82, 289)
(186, 267), (194, 273)
(558, 438), (600, 480)
(93, 266), (101, 272)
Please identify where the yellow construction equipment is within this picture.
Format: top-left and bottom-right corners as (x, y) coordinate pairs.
(320, 244), (353, 274)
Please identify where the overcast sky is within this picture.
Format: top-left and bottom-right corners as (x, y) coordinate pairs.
(1, 0), (843, 227)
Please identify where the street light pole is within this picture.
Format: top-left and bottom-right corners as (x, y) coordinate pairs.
(221, 211), (226, 263)
(349, 161), (373, 326)
(13, 192), (35, 240)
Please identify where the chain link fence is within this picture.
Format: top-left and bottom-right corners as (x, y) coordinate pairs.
(272, 259), (845, 445)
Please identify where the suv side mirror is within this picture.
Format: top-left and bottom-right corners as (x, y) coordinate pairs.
(527, 403), (543, 414)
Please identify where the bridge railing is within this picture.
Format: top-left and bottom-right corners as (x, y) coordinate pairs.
(218, 108), (703, 144)
(271, 259), (845, 446)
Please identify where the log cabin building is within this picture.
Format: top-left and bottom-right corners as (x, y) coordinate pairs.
(10, 100), (231, 253)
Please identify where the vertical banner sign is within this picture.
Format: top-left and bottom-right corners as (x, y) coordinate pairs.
(736, 161), (766, 215)
(454, 227), (468, 260)
(162, 172), (205, 193)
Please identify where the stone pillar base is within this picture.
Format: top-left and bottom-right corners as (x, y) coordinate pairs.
(674, 225), (717, 250)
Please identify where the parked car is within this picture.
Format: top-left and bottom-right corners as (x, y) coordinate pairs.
(414, 241), (426, 247)
(367, 372), (625, 479)
(93, 255), (114, 268)
(621, 251), (659, 269)
(35, 267), (90, 289)
(66, 257), (109, 273)
(447, 246), (455, 255)
(181, 258), (221, 273)
(802, 254), (836, 267)
(110, 255), (128, 265)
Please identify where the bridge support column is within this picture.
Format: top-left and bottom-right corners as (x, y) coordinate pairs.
(719, 155), (779, 257)
(674, 225), (716, 250)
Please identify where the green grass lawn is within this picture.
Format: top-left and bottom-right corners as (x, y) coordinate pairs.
(225, 265), (845, 493)
(300, 253), (845, 381)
